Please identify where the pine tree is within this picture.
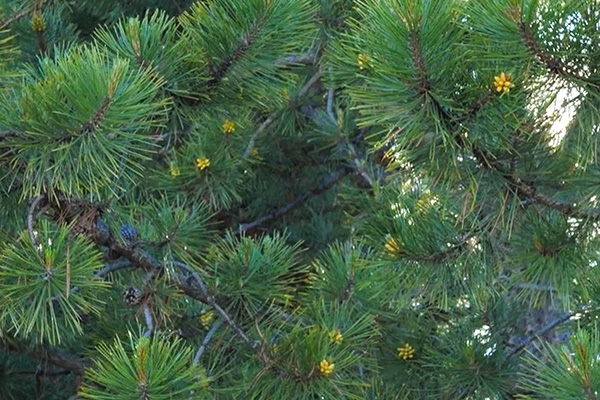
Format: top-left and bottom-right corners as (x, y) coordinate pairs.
(1, 0), (599, 399)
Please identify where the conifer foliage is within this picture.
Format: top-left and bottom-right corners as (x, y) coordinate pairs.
(0, 0), (599, 398)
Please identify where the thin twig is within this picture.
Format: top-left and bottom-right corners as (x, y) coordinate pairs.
(298, 70), (322, 98)
(242, 70), (323, 160)
(242, 114), (276, 160)
(94, 260), (132, 279)
(239, 166), (352, 232)
(50, 260), (132, 302)
(172, 261), (255, 348)
(506, 311), (573, 358)
(517, 283), (557, 291)
(277, 52), (317, 66)
(28, 194), (46, 249)
(193, 318), (224, 364)
(326, 88), (336, 124)
(0, 7), (33, 31)
(143, 304), (154, 338)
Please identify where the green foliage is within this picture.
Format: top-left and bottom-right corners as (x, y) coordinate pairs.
(5, 45), (171, 200)
(79, 333), (210, 400)
(205, 232), (305, 319)
(178, 0), (317, 109)
(0, 0), (600, 398)
(519, 327), (600, 399)
(0, 222), (109, 345)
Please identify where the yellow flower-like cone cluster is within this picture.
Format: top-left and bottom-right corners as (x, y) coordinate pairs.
(170, 163), (181, 177)
(319, 359), (335, 376)
(416, 192), (439, 215)
(494, 72), (514, 93)
(32, 13), (46, 33)
(222, 119), (236, 134)
(196, 158), (211, 170)
(357, 54), (373, 70)
(200, 311), (214, 328)
(398, 343), (415, 360)
(385, 236), (403, 256)
(329, 329), (343, 345)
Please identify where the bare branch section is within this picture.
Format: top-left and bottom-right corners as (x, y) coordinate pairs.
(5, 340), (91, 375)
(0, 7), (33, 31)
(239, 166), (352, 232)
(172, 261), (255, 349)
(193, 318), (224, 364)
(143, 304), (154, 337)
(242, 114), (276, 160)
(506, 312), (573, 358)
(28, 194), (47, 249)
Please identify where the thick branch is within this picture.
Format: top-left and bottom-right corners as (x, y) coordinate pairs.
(421, 71), (600, 221)
(518, 22), (571, 78)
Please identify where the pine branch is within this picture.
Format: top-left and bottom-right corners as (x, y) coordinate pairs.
(5, 339), (91, 375)
(172, 261), (256, 349)
(193, 318), (223, 364)
(48, 199), (263, 355)
(505, 311), (573, 358)
(143, 303), (154, 337)
(518, 22), (581, 81)
(239, 166), (352, 232)
(0, 7), (34, 31)
(205, 9), (268, 90)
(94, 260), (132, 278)
(28, 194), (47, 249)
(402, 27), (598, 221)
(417, 68), (600, 221)
(242, 69), (322, 160)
